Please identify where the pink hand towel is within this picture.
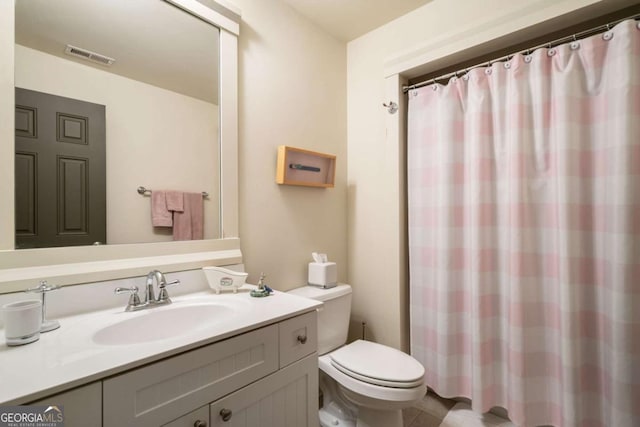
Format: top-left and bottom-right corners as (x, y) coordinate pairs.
(165, 191), (184, 213)
(173, 192), (204, 240)
(151, 191), (172, 227)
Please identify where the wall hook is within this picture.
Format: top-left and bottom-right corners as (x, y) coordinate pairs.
(383, 101), (398, 114)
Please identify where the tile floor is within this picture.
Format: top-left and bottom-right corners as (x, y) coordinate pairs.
(402, 390), (457, 427)
(403, 390), (517, 427)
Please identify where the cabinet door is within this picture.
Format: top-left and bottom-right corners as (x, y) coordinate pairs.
(163, 405), (209, 427)
(29, 382), (101, 427)
(210, 354), (318, 427)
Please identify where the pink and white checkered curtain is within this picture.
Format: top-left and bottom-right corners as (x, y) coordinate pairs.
(408, 20), (640, 427)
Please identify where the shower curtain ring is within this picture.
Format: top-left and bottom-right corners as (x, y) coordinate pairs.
(570, 34), (580, 50)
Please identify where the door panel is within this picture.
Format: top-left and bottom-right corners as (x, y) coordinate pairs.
(15, 88), (106, 248)
(15, 151), (37, 236)
(58, 156), (88, 235)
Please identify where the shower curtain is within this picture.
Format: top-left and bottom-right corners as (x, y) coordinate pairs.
(408, 20), (639, 427)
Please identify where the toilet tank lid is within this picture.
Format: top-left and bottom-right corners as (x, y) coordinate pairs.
(288, 284), (351, 302)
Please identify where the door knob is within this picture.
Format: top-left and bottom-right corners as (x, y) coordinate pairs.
(297, 334), (307, 344)
(193, 420), (207, 427)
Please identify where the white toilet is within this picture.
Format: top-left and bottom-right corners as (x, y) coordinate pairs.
(289, 284), (426, 427)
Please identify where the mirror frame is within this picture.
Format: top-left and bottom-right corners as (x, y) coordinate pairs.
(0, 0), (240, 293)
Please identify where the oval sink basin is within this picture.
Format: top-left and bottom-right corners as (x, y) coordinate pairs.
(93, 302), (242, 345)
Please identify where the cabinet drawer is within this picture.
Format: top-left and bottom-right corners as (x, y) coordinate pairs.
(279, 311), (317, 368)
(103, 324), (278, 427)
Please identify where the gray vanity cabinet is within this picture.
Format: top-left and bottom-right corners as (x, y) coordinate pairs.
(103, 324), (280, 426)
(22, 311), (318, 427)
(102, 311), (318, 427)
(210, 311), (319, 426)
(29, 382), (102, 427)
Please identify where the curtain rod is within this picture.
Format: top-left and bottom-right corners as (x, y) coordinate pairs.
(403, 13), (640, 93)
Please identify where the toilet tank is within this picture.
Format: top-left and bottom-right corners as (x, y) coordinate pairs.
(288, 284), (352, 355)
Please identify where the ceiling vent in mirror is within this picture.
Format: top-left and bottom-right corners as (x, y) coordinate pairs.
(64, 44), (115, 66)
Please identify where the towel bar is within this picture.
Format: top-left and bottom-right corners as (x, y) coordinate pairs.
(137, 186), (209, 198)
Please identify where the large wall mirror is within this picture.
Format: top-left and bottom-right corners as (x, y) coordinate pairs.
(16, 0), (221, 248)
(0, 0), (240, 293)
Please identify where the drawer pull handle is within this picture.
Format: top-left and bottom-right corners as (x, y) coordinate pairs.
(194, 421), (207, 427)
(297, 334), (308, 344)
(220, 408), (233, 422)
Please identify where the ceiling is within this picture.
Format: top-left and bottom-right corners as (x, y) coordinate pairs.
(281, 0), (433, 41)
(14, 0), (433, 102)
(15, 0), (220, 104)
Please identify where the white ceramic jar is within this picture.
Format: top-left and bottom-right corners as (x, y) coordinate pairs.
(2, 299), (42, 346)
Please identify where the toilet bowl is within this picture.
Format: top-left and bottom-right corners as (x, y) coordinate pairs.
(288, 284), (426, 427)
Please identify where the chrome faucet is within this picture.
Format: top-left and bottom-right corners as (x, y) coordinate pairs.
(144, 270), (161, 303)
(114, 270), (180, 311)
(145, 269), (180, 305)
(150, 270), (181, 304)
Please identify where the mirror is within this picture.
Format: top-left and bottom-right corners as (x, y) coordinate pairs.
(0, 0), (240, 293)
(14, 0), (221, 248)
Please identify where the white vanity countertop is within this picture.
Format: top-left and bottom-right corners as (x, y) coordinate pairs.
(0, 288), (321, 405)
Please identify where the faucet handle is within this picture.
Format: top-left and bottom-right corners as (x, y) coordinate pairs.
(157, 279), (180, 304)
(115, 286), (141, 311)
(159, 279), (180, 289)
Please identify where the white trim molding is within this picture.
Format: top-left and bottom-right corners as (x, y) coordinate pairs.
(383, 0), (604, 78)
(0, 238), (242, 293)
(165, 0), (241, 35)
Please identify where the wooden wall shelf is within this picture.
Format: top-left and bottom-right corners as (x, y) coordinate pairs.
(276, 146), (336, 188)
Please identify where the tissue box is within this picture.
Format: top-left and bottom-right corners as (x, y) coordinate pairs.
(308, 262), (337, 288)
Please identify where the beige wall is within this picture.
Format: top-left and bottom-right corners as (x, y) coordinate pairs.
(232, 0), (348, 288)
(346, 0), (625, 350)
(15, 45), (219, 245)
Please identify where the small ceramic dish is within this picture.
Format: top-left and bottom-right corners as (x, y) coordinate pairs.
(203, 266), (248, 294)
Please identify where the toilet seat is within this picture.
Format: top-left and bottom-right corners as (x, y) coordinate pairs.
(329, 340), (424, 388)
(319, 353), (426, 408)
